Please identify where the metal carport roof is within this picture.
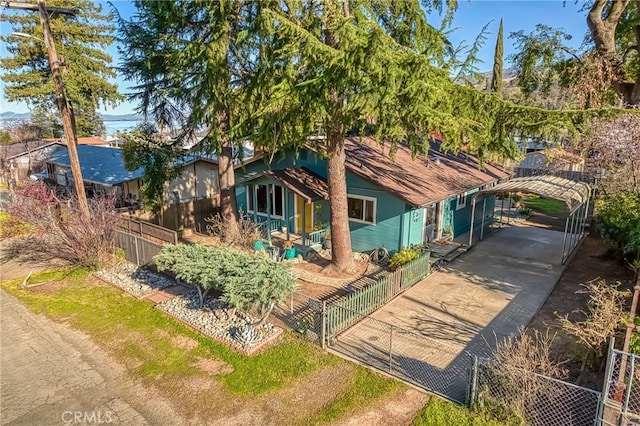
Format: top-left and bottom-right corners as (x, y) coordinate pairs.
(468, 174), (592, 264)
(472, 175), (591, 213)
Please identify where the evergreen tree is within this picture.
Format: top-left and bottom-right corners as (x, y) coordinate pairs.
(1, 0), (122, 136)
(491, 19), (504, 94)
(118, 1), (266, 242)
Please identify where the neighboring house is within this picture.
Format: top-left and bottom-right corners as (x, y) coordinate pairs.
(43, 145), (225, 209)
(42, 136), (120, 147)
(1, 141), (63, 184)
(515, 148), (585, 178)
(235, 137), (508, 254)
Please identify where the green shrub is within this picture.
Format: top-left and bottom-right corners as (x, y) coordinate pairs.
(389, 246), (420, 270)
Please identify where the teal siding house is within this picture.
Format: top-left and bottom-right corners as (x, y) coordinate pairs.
(235, 137), (508, 254)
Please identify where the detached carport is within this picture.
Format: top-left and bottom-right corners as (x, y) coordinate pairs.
(469, 175), (591, 264)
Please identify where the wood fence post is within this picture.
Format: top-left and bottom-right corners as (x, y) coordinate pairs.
(134, 235), (140, 265)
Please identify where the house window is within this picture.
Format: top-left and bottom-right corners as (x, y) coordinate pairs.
(247, 184), (285, 218)
(347, 194), (376, 224)
(456, 192), (467, 210)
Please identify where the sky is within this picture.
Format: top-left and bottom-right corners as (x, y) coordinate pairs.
(0, 0), (588, 116)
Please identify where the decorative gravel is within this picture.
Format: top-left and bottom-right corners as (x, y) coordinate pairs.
(95, 262), (175, 297)
(156, 291), (280, 352)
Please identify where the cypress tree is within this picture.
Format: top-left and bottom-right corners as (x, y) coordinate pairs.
(491, 19), (504, 94)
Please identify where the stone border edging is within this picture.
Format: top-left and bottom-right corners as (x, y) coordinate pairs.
(156, 306), (284, 356)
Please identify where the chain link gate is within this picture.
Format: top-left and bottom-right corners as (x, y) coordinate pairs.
(325, 304), (471, 404)
(469, 356), (602, 426)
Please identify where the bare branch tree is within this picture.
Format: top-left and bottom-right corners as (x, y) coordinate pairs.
(558, 279), (630, 371)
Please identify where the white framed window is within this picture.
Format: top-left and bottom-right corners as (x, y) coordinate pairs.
(347, 194), (376, 224)
(247, 184), (284, 218)
(456, 192), (467, 210)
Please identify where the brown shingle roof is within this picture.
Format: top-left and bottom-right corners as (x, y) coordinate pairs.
(344, 137), (509, 207)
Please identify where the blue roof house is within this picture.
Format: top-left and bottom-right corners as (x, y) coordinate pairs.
(44, 145), (224, 209)
(235, 137), (509, 255)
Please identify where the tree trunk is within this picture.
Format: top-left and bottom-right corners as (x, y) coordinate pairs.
(217, 114), (240, 242)
(322, 1), (355, 273)
(326, 134), (356, 273)
(587, 0), (639, 106)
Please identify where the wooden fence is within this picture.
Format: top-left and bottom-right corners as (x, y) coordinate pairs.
(117, 217), (178, 244)
(326, 251), (430, 339)
(116, 231), (164, 266)
(161, 197), (219, 233)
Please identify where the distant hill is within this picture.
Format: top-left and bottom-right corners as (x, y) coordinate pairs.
(0, 111), (31, 121)
(0, 111), (143, 122)
(100, 113), (143, 121)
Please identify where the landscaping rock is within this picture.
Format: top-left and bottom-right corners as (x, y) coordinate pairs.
(156, 291), (280, 351)
(95, 262), (175, 297)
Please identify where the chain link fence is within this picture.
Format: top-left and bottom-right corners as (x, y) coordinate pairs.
(600, 346), (640, 425)
(327, 305), (470, 404)
(470, 357), (602, 426)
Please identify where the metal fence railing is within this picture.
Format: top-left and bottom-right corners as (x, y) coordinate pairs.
(470, 357), (602, 426)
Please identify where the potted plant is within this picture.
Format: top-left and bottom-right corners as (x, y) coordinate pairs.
(283, 240), (296, 259)
(442, 227), (453, 241)
(281, 224), (288, 234)
(323, 229), (332, 249)
(251, 231), (264, 250)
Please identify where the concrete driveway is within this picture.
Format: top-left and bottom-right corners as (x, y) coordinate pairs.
(331, 224), (568, 403)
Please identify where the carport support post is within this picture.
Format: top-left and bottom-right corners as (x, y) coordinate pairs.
(561, 216), (570, 263)
(480, 197), (487, 240)
(569, 209), (578, 254)
(499, 193), (504, 226)
(388, 324), (394, 373)
(506, 192), (512, 225)
(583, 193), (591, 230)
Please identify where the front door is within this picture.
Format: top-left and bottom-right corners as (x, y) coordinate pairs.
(424, 204), (437, 243)
(296, 195), (313, 234)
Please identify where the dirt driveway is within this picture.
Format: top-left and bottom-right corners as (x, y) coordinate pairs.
(330, 224), (569, 403)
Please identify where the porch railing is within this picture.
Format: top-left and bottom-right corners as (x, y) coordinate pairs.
(266, 218), (285, 235)
(304, 228), (326, 246)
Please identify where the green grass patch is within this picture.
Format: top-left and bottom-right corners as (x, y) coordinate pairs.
(0, 211), (35, 239)
(521, 195), (566, 216)
(1, 266), (412, 423)
(0, 269), (336, 396)
(412, 397), (509, 426)
(308, 367), (402, 423)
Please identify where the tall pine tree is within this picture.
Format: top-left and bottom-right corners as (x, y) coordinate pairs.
(1, 0), (121, 136)
(491, 19), (504, 94)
